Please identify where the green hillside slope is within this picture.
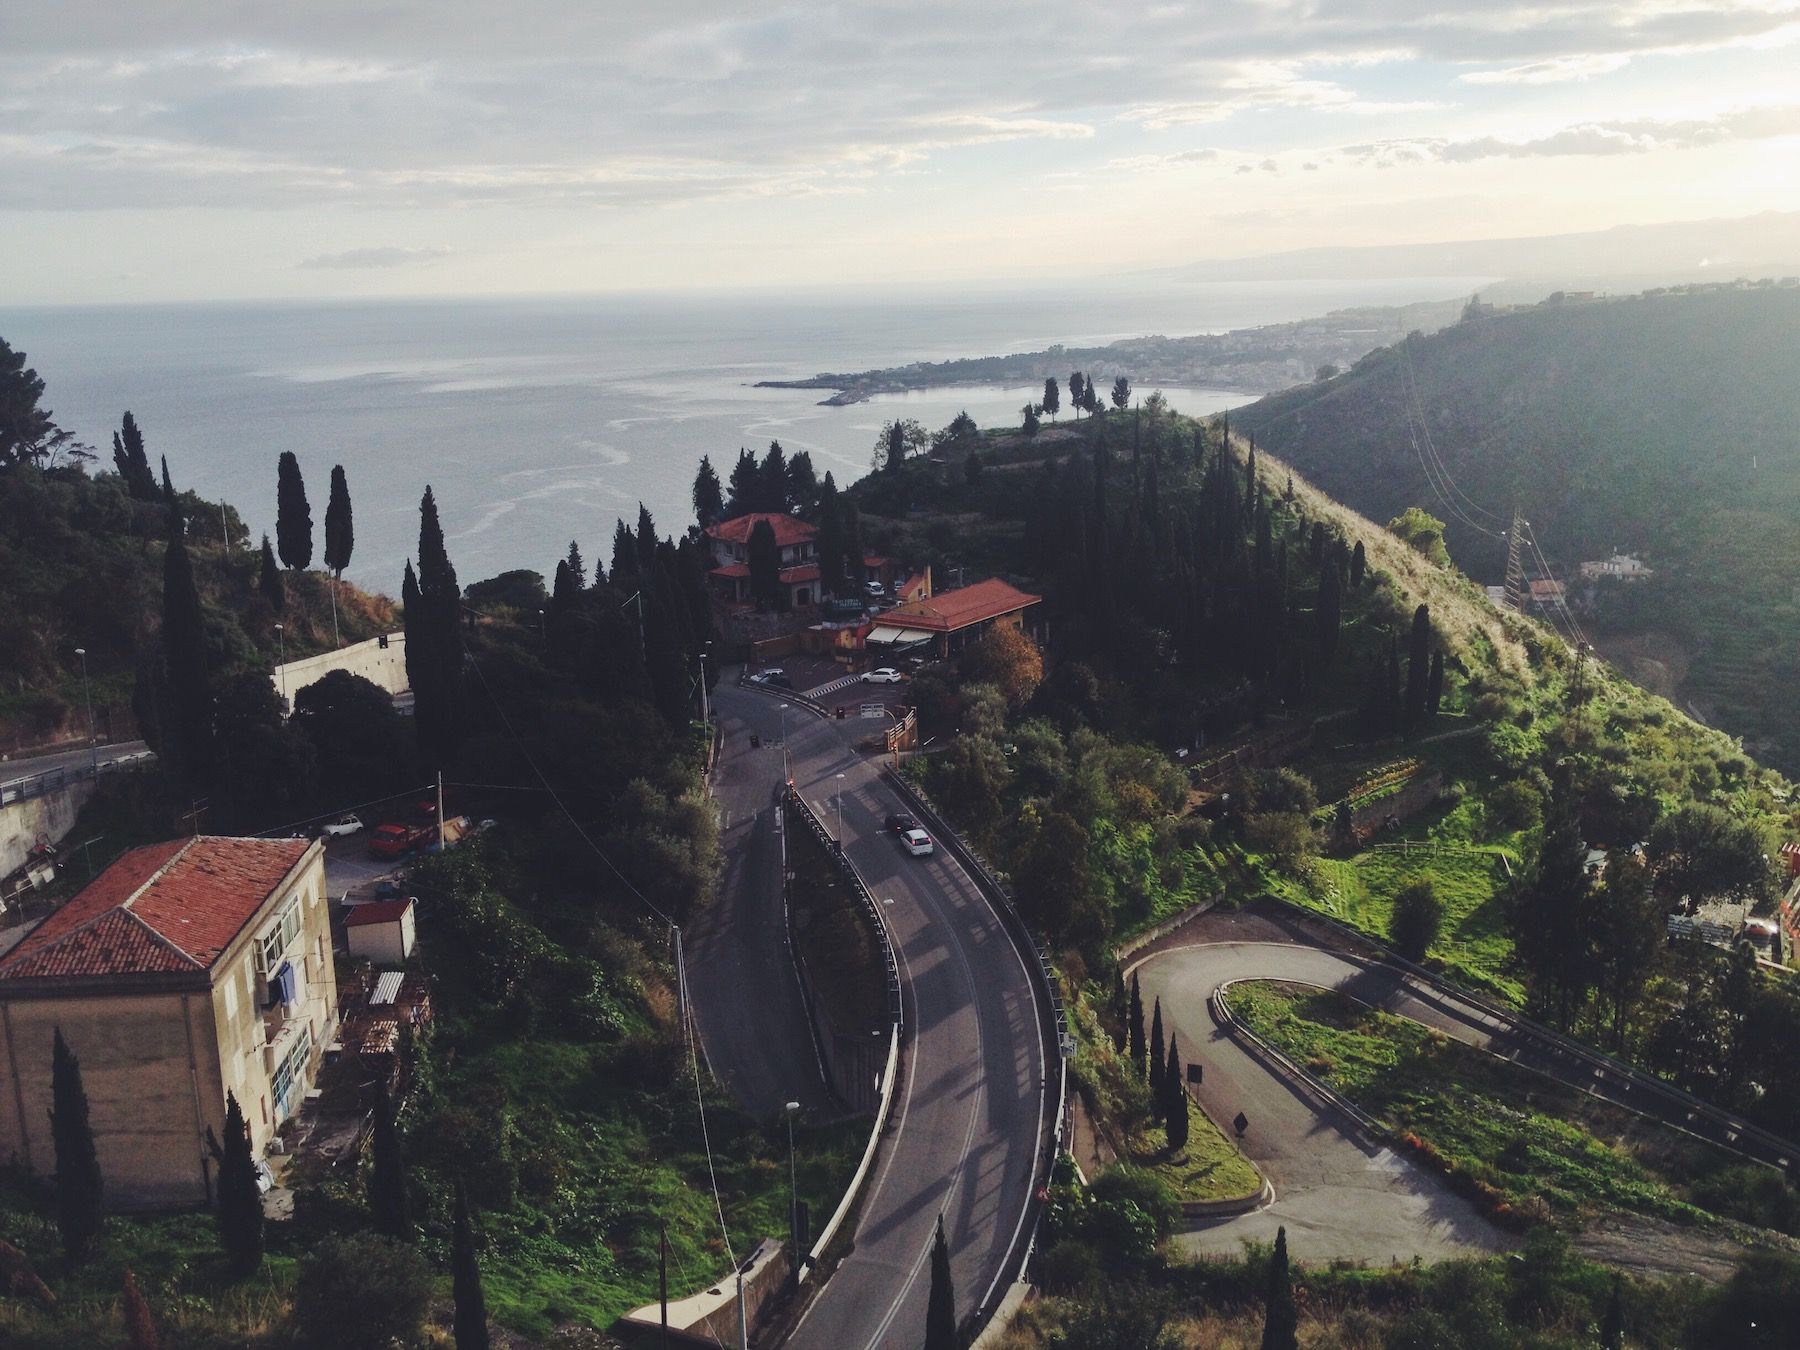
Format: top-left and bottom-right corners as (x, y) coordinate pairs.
(1230, 282), (1800, 770)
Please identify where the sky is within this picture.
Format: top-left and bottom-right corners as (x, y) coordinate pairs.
(2, 1), (1797, 304)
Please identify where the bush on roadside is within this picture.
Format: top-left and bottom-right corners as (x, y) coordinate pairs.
(293, 1233), (433, 1350)
(1389, 880), (1445, 962)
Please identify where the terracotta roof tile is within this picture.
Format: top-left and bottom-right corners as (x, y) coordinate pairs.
(344, 898), (414, 928)
(705, 513), (817, 548)
(0, 837), (312, 982)
(883, 578), (1041, 633)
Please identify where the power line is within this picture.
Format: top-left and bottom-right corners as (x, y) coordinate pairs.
(256, 782), (438, 841)
(1392, 343), (1504, 541)
(1400, 341), (1505, 527)
(678, 940), (738, 1268)
(464, 651), (676, 929)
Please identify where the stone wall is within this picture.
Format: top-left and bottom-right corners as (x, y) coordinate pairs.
(272, 631), (408, 710)
(0, 775), (99, 880)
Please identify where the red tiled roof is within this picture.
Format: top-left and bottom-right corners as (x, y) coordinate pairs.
(345, 897), (414, 928)
(0, 837), (313, 981)
(779, 563), (820, 583)
(1529, 579), (1565, 598)
(710, 563), (751, 579)
(883, 578), (1041, 633)
(705, 512), (817, 548)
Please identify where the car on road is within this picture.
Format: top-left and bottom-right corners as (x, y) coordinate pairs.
(862, 667), (904, 684)
(318, 813), (363, 838)
(748, 669), (793, 689)
(368, 823), (425, 859)
(885, 812), (919, 833)
(901, 827), (934, 857)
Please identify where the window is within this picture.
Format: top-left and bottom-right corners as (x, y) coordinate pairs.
(255, 893), (304, 975)
(222, 973), (239, 1019)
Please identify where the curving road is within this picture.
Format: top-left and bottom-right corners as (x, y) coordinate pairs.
(1135, 939), (1516, 1264)
(716, 684), (1048, 1349)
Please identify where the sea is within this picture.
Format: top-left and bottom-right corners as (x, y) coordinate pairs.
(1, 276), (1484, 594)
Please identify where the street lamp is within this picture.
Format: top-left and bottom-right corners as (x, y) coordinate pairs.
(73, 648), (96, 777)
(835, 773), (847, 845)
(784, 1100), (802, 1286)
(273, 624), (287, 712)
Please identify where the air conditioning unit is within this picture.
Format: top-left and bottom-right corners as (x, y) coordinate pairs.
(267, 1137), (287, 1156)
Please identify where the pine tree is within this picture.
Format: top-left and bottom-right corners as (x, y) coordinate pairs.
(1427, 650), (1445, 715)
(635, 503), (658, 574)
(786, 450), (819, 511)
(452, 1179), (490, 1350)
(610, 518), (637, 585)
(112, 411), (157, 499)
(1021, 403), (1040, 436)
(368, 1081), (412, 1240)
(1351, 539), (1367, 588)
(760, 440), (789, 511)
(725, 448), (759, 517)
(1127, 972), (1146, 1078)
(563, 540), (586, 590)
(1164, 1036), (1189, 1152)
(208, 1090), (264, 1277)
(122, 1267), (161, 1350)
(1068, 372), (1085, 418)
(49, 1029), (103, 1262)
(275, 451), (312, 570)
(160, 513), (215, 785)
(925, 1214), (957, 1350)
(1041, 377), (1060, 420)
(1149, 997), (1165, 1093)
(692, 454), (725, 529)
(323, 465), (354, 576)
(1260, 1226), (1298, 1350)
(258, 535), (285, 614)
(1405, 604), (1431, 730)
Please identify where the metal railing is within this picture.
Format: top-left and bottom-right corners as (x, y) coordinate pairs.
(0, 750), (155, 806)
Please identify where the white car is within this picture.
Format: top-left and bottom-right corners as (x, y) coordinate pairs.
(902, 828), (934, 857)
(319, 813), (364, 838)
(863, 667), (904, 684)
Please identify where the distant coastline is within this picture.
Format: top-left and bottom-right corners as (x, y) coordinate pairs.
(754, 293), (1474, 404)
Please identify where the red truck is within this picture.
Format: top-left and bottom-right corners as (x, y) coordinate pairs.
(368, 822), (431, 859)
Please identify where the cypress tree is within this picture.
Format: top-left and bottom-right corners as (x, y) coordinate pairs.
(925, 1214), (957, 1350)
(1148, 997), (1165, 1094)
(412, 488), (464, 772)
(1260, 1225), (1298, 1350)
(1351, 539), (1367, 588)
(1405, 604), (1431, 730)
(258, 535), (285, 614)
(1383, 634), (1402, 735)
(49, 1028), (103, 1262)
(1127, 972), (1146, 1079)
(323, 465), (354, 577)
(159, 455), (176, 508)
(1164, 1036), (1189, 1152)
(1308, 521), (1325, 569)
(401, 560), (422, 691)
(635, 502), (659, 574)
(208, 1090), (264, 1277)
(1600, 1274), (1623, 1350)
(725, 447), (760, 516)
(565, 540), (586, 590)
(275, 451), (312, 570)
(548, 558), (577, 625)
(610, 518), (637, 585)
(840, 500), (865, 593)
(786, 449), (819, 510)
(452, 1180), (489, 1350)
(161, 514), (214, 785)
(112, 411), (157, 499)
(1315, 554), (1341, 668)
(368, 1082), (412, 1240)
(1427, 650), (1445, 715)
(692, 454), (725, 528)
(1110, 968), (1129, 1052)
(747, 519), (781, 609)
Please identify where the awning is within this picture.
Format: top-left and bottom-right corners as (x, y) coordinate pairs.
(866, 625), (933, 647)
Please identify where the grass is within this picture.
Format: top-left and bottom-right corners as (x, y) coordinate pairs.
(785, 802), (887, 1034)
(1121, 1097), (1262, 1205)
(1224, 981), (1757, 1233)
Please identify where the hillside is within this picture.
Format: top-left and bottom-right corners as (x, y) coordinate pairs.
(1229, 281), (1800, 772)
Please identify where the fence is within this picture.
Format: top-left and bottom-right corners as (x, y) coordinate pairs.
(0, 751), (155, 807)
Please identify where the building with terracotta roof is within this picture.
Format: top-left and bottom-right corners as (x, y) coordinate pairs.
(704, 512), (823, 607)
(0, 836), (337, 1208)
(865, 577), (1042, 659)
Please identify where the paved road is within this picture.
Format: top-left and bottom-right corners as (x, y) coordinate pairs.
(0, 740), (150, 794)
(687, 686), (838, 1120)
(750, 697), (1046, 1350)
(1135, 940), (1516, 1265)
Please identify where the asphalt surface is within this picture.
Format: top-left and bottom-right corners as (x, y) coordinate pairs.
(0, 739), (150, 793)
(1135, 941), (1516, 1266)
(686, 686), (839, 1120)
(715, 687), (1045, 1350)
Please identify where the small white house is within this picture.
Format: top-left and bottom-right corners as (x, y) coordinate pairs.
(345, 897), (416, 966)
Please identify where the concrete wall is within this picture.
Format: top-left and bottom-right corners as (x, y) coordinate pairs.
(0, 775), (99, 880)
(273, 631), (408, 711)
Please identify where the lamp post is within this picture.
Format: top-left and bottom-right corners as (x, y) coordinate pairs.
(835, 773), (847, 846)
(74, 647), (97, 776)
(784, 1100), (801, 1286)
(274, 623), (287, 713)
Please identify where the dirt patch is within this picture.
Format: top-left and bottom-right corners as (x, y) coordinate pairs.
(1573, 1212), (1763, 1284)
(1127, 895), (1381, 967)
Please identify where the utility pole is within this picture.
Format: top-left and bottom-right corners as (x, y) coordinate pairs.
(329, 573), (340, 649)
(659, 1224), (670, 1347)
(1503, 507), (1527, 615)
(437, 771), (446, 852)
(274, 623), (288, 713)
(74, 647), (97, 777)
(784, 1101), (801, 1289)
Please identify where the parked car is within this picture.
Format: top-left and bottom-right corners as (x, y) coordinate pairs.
(862, 667), (904, 684)
(748, 669), (793, 689)
(319, 813), (363, 837)
(368, 823), (424, 858)
(885, 812), (919, 833)
(864, 581), (887, 599)
(901, 828), (934, 857)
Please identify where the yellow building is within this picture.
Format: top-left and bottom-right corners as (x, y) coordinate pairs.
(0, 836), (337, 1209)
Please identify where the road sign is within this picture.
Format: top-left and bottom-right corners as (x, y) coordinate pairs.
(860, 703), (886, 719)
(1058, 1033), (1077, 1059)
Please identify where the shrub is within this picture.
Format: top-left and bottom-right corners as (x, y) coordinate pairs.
(1035, 1239), (1101, 1294)
(1488, 779), (1542, 834)
(1389, 880), (1444, 962)
(294, 1234), (433, 1349)
(1091, 1166), (1182, 1241)
(1244, 811), (1317, 869)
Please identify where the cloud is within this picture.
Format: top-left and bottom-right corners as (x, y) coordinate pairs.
(1460, 54), (1633, 85)
(1341, 103), (1800, 167)
(298, 245), (451, 269)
